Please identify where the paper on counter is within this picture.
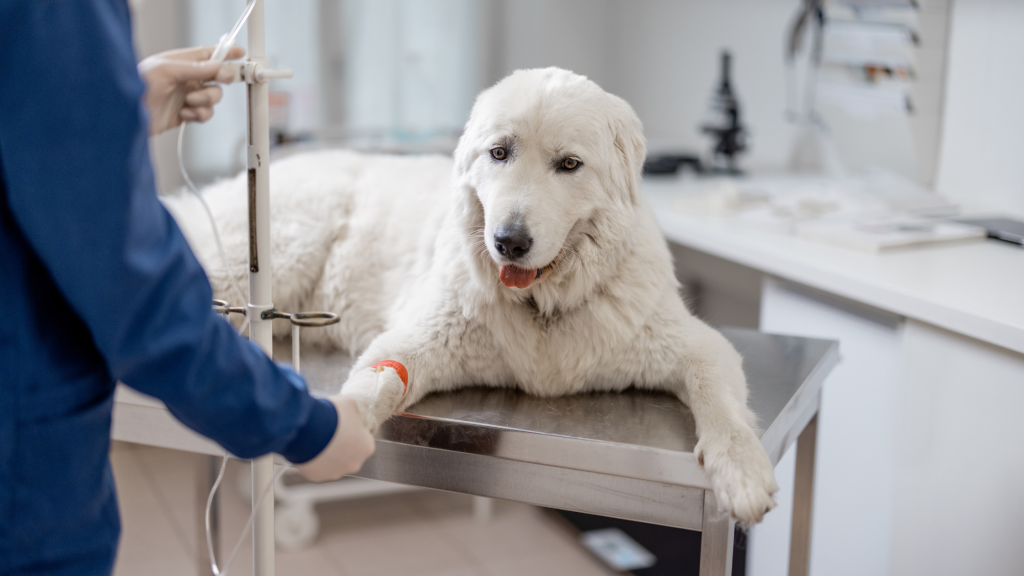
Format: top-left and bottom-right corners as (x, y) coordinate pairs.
(658, 173), (979, 253)
(796, 219), (985, 253)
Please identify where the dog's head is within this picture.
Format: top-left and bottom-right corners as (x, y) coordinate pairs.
(453, 68), (646, 310)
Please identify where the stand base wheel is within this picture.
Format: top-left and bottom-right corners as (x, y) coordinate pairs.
(275, 502), (320, 551)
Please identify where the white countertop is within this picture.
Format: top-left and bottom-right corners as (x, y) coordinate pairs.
(645, 178), (1024, 355)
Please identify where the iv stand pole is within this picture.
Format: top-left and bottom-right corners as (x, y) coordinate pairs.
(244, 1), (291, 574)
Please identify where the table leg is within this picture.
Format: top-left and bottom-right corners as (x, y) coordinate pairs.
(700, 490), (735, 576)
(788, 413), (818, 576)
(472, 496), (494, 523)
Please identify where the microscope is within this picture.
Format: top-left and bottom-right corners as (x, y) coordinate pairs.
(701, 50), (747, 175)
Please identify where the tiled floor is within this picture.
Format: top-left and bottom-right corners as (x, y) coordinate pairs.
(110, 442), (615, 576)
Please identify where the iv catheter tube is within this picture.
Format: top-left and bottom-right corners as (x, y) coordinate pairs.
(246, 2), (276, 576)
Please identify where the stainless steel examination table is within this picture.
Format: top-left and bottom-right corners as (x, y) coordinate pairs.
(112, 327), (838, 576)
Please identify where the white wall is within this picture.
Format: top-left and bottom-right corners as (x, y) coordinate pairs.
(185, 0), (324, 180)
(265, 0), (324, 135)
(495, 0), (617, 90)
(185, 0), (258, 180)
(343, 0), (484, 141)
(937, 0), (1024, 217)
(608, 0), (801, 170)
(497, 0), (956, 183)
(907, 0), (953, 188)
(496, 0), (801, 171)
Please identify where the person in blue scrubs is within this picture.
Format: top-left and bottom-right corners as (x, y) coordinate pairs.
(0, 2), (379, 574)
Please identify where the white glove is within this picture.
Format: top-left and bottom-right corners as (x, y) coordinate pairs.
(294, 396), (375, 483)
(295, 363), (407, 483)
(137, 45), (245, 135)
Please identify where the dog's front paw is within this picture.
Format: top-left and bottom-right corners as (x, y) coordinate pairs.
(338, 364), (406, 433)
(695, 431), (779, 525)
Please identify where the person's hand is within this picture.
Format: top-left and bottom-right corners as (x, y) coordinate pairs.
(137, 45), (245, 136)
(294, 396), (377, 483)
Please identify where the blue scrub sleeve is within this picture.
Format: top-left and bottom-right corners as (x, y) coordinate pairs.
(0, 0), (336, 463)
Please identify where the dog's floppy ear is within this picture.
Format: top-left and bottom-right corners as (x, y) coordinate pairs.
(611, 98), (647, 205)
(454, 85), (496, 180)
(453, 123), (480, 180)
(450, 112), (488, 231)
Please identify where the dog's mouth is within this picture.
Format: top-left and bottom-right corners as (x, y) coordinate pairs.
(499, 264), (542, 289)
(498, 252), (561, 289)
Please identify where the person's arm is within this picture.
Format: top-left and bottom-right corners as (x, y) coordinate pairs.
(0, 0), (338, 465)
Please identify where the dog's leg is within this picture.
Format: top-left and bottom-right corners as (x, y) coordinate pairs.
(669, 317), (779, 525)
(338, 301), (493, 431)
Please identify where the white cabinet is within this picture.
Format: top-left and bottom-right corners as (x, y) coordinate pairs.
(751, 278), (902, 576)
(746, 277), (1024, 576)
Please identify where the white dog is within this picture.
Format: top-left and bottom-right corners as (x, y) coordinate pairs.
(167, 68), (779, 523)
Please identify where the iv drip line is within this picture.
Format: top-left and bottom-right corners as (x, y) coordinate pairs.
(176, 0), (256, 335)
(177, 123), (250, 336)
(204, 456), (287, 576)
(179, 122), (264, 574)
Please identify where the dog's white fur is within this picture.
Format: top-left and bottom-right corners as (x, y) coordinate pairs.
(166, 68), (779, 523)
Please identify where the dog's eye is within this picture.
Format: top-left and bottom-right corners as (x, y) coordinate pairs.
(561, 157), (580, 171)
(491, 147), (507, 161)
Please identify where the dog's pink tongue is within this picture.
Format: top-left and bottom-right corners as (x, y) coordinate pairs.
(500, 265), (536, 289)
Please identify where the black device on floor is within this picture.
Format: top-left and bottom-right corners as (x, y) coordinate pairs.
(954, 217), (1024, 246)
(552, 509), (747, 576)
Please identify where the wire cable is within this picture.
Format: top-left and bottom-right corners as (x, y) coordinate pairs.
(205, 454), (288, 576)
(177, 123), (250, 335)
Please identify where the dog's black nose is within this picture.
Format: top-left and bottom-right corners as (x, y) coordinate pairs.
(494, 225), (532, 260)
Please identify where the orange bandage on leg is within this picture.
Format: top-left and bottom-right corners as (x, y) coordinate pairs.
(340, 362), (407, 432)
(372, 360), (408, 396)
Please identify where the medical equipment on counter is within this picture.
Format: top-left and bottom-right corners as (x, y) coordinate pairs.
(786, 0), (927, 179)
(701, 51), (747, 175)
(785, 0), (845, 177)
(175, 0), (343, 573)
(786, 0), (825, 123)
(642, 154), (703, 176)
(953, 217), (1024, 247)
